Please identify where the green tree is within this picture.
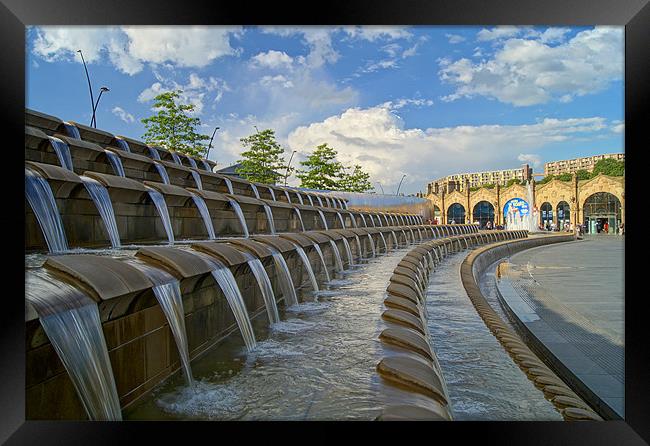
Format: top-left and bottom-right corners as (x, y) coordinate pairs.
(506, 178), (522, 187)
(576, 169), (592, 180)
(592, 158), (625, 176)
(297, 143), (344, 190)
(236, 129), (286, 184)
(483, 183), (496, 189)
(141, 90), (209, 156)
(537, 175), (554, 184)
(339, 164), (374, 192)
(556, 173), (573, 181)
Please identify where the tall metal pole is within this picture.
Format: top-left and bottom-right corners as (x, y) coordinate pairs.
(284, 150), (297, 186)
(396, 174), (407, 195)
(77, 50), (95, 127)
(91, 87), (109, 128)
(206, 127), (219, 159)
(376, 182), (385, 194)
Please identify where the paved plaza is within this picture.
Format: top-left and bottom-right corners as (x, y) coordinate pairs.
(496, 235), (624, 418)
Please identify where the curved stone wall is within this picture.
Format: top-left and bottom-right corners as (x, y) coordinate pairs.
(375, 228), (530, 420)
(459, 234), (603, 421)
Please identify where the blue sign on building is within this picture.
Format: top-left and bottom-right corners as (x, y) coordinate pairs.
(503, 198), (530, 218)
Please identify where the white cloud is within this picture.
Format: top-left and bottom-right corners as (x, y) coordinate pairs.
(440, 27), (623, 106)
(111, 106), (135, 123)
(517, 153), (542, 167)
(341, 26), (412, 41)
(446, 34), (466, 44)
(287, 104), (614, 193)
(381, 98), (434, 110)
(250, 50), (294, 69)
(476, 26), (524, 42)
(612, 122), (625, 133)
(259, 75), (294, 89)
(138, 73), (230, 114)
(31, 26), (242, 75)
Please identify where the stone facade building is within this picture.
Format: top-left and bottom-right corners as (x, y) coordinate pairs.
(427, 165), (532, 195)
(544, 153), (625, 176)
(425, 174), (624, 233)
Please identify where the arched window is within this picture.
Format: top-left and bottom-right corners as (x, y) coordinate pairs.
(557, 201), (571, 229)
(472, 201), (495, 228)
(583, 193), (621, 234)
(433, 205), (441, 224)
(540, 202), (553, 228)
(447, 203), (465, 224)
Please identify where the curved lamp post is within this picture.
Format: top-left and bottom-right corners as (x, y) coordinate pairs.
(206, 127), (220, 159)
(376, 182), (385, 194)
(91, 86), (109, 128)
(77, 50), (95, 127)
(284, 150), (297, 186)
(396, 174), (407, 195)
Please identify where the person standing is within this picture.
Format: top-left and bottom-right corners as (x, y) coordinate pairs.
(604, 221), (609, 234)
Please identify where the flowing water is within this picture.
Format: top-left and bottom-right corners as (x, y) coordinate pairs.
(328, 240), (344, 272)
(186, 156), (198, 169)
(81, 176), (121, 248)
(190, 194), (216, 239)
(25, 168), (69, 253)
(171, 152), (182, 165)
(115, 138), (130, 152)
(48, 136), (74, 171)
(251, 184), (260, 199)
(293, 207), (306, 231)
(424, 252), (562, 420)
(367, 233), (376, 257)
(228, 199), (249, 238)
(148, 147), (162, 160)
(284, 190), (291, 203)
(378, 232), (388, 253)
(201, 160), (211, 171)
(268, 188), (276, 201)
(262, 205), (276, 235)
(63, 122), (81, 139)
(190, 171), (203, 190)
(307, 195), (314, 207)
(25, 269), (122, 420)
(223, 177), (234, 195)
(360, 213), (367, 227)
(128, 259), (194, 386)
(239, 252), (280, 324)
(268, 248), (298, 307)
(105, 150), (125, 177)
(311, 243), (331, 283)
(340, 237), (354, 266)
(146, 188), (175, 244)
(154, 162), (171, 185)
(124, 247), (413, 420)
(317, 210), (328, 230)
(336, 212), (346, 229)
(290, 243), (319, 292)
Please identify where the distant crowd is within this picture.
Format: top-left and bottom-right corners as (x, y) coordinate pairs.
(425, 218), (624, 236)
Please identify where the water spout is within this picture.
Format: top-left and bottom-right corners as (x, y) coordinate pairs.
(229, 199), (249, 238)
(328, 240), (344, 272)
(268, 248), (298, 306)
(81, 176), (121, 248)
(317, 210), (329, 230)
(289, 242), (319, 292)
(262, 205), (276, 234)
(293, 207), (306, 231)
(146, 187), (175, 244)
(48, 136), (74, 171)
(190, 193), (216, 239)
(240, 252), (280, 324)
(25, 168), (68, 253)
(311, 243), (331, 282)
(154, 162), (171, 185)
(105, 150), (125, 177)
(115, 138), (130, 152)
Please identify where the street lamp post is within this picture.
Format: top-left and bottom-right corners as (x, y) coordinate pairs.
(284, 150), (297, 186)
(376, 182), (385, 194)
(91, 86), (110, 128)
(77, 50), (95, 127)
(396, 174), (407, 195)
(205, 127), (220, 159)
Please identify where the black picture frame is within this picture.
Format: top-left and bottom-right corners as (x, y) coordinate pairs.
(2, 0), (646, 443)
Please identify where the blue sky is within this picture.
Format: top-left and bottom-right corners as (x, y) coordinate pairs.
(26, 25), (624, 194)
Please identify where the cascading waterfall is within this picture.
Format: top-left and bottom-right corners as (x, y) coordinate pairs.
(262, 205), (276, 234)
(81, 177), (121, 248)
(48, 136), (74, 171)
(191, 252), (259, 347)
(25, 269), (122, 421)
(311, 243), (331, 282)
(293, 207), (306, 231)
(340, 237), (354, 266)
(349, 215), (358, 228)
(268, 247), (299, 307)
(295, 193), (304, 205)
(353, 235), (363, 260)
(336, 212), (346, 229)
(114, 138), (130, 152)
(190, 194), (216, 239)
(154, 162), (171, 185)
(105, 151), (125, 177)
(25, 168), (69, 253)
(378, 232), (389, 253)
(229, 199), (249, 238)
(268, 187), (276, 201)
(408, 227), (416, 242)
(239, 252), (280, 324)
(360, 213), (368, 227)
(186, 156), (198, 169)
(317, 210), (329, 230)
(146, 187), (175, 244)
(284, 190), (292, 203)
(289, 243), (319, 292)
(390, 230), (399, 248)
(63, 122), (81, 139)
(190, 171), (203, 190)
(251, 184), (261, 199)
(400, 229), (409, 246)
(148, 147), (161, 160)
(201, 160), (211, 171)
(328, 240), (344, 272)
(316, 196), (324, 207)
(129, 260), (194, 386)
(171, 152), (182, 165)
(366, 233), (376, 257)
(223, 177), (234, 195)
(307, 195), (314, 206)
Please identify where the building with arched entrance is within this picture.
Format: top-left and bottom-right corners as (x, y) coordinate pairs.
(425, 173), (624, 233)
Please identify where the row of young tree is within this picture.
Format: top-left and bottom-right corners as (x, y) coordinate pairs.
(140, 90), (373, 192)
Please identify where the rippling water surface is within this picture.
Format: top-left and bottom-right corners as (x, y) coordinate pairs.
(424, 251), (562, 421)
(125, 247), (413, 420)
